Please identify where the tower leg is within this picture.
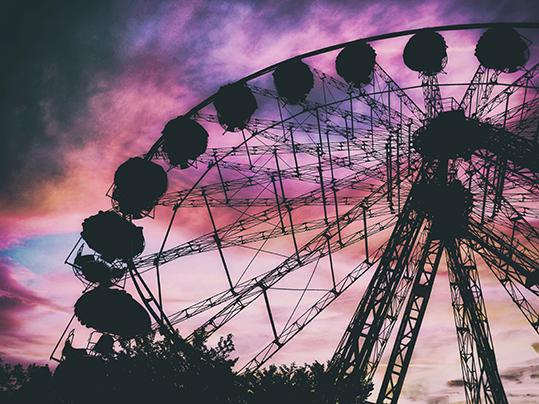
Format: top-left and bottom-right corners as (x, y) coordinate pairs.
(446, 239), (508, 404)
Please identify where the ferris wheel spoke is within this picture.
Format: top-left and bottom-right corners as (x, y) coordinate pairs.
(250, 87), (391, 166)
(475, 69), (501, 116)
(311, 67), (420, 130)
(182, 210), (386, 267)
(459, 67), (507, 117)
(485, 196), (539, 255)
(163, 214), (395, 329)
(261, 95), (402, 170)
(240, 238), (392, 373)
(250, 83), (409, 159)
(446, 246), (482, 404)
(484, 96), (539, 129)
(446, 239), (508, 403)
(467, 157), (539, 254)
(460, 65), (487, 114)
(207, 141), (364, 160)
(182, 177), (399, 342)
(468, 218), (539, 297)
(373, 63), (426, 122)
(473, 240), (539, 335)
(196, 111), (369, 149)
(158, 161), (327, 207)
(480, 125), (539, 175)
(475, 62), (539, 119)
(184, 218), (397, 343)
(251, 84), (371, 126)
(159, 153), (389, 208)
(197, 155), (324, 185)
(177, 195), (367, 208)
(137, 166), (395, 271)
(195, 110), (385, 174)
(158, 175), (266, 207)
(475, 149), (538, 194)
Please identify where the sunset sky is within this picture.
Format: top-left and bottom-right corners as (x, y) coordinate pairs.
(1, 1), (539, 403)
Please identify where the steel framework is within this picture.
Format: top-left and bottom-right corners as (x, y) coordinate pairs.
(55, 22), (539, 404)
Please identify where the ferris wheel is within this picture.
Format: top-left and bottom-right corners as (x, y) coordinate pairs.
(54, 22), (539, 403)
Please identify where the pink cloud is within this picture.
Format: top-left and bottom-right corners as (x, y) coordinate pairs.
(2, 2), (538, 402)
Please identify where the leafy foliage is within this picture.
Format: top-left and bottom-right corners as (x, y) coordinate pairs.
(0, 333), (372, 403)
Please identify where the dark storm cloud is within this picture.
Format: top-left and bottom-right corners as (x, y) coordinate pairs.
(0, 1), (127, 207)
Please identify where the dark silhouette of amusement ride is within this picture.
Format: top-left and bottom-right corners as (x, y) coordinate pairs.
(52, 23), (539, 403)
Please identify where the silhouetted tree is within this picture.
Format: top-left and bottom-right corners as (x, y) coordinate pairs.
(0, 358), (54, 403)
(1, 333), (373, 404)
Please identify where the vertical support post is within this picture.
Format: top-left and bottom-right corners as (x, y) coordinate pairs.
(363, 205), (369, 264)
(271, 176), (285, 232)
(242, 130), (253, 168)
(203, 190), (235, 292)
(502, 93), (510, 128)
(481, 164), (491, 224)
(326, 235), (337, 291)
(519, 77), (529, 123)
(387, 82), (392, 128)
(213, 151), (229, 203)
(316, 108), (324, 151)
(289, 126), (300, 176)
(407, 120), (412, 175)
(322, 76), (329, 121)
(348, 93), (357, 148)
(261, 285), (279, 342)
(275, 150), (301, 265)
(318, 158), (329, 225)
(332, 182), (343, 245)
(396, 126), (401, 214)
(345, 114), (352, 166)
(376, 235), (444, 403)
(326, 129), (336, 182)
(386, 135), (394, 211)
(446, 240), (508, 403)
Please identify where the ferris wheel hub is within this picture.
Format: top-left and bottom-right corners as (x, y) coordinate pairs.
(411, 180), (473, 239)
(413, 109), (486, 160)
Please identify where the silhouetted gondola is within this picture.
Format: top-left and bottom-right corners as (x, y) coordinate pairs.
(335, 41), (376, 87)
(162, 116), (209, 168)
(81, 211), (145, 261)
(403, 30), (447, 75)
(75, 287), (151, 338)
(272, 59), (314, 104)
(112, 157), (168, 217)
(214, 83), (257, 131)
(475, 25), (530, 72)
(73, 253), (124, 284)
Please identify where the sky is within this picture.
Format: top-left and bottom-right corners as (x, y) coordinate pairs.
(1, 1), (539, 403)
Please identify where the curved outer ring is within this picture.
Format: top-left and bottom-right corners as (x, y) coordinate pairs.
(146, 21), (539, 158)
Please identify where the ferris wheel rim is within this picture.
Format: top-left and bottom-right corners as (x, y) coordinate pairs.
(144, 21), (539, 159)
